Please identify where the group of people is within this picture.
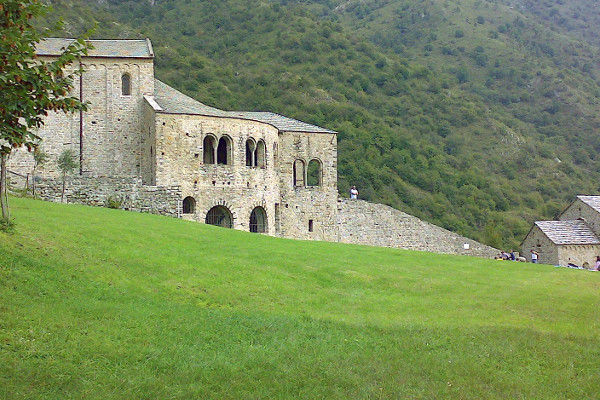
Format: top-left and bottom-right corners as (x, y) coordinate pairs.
(570, 256), (600, 271)
(495, 249), (538, 263)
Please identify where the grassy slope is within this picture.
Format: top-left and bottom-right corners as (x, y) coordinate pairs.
(1, 198), (599, 399)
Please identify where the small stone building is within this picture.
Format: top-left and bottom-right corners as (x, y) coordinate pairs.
(522, 196), (600, 266)
(7, 38), (497, 257)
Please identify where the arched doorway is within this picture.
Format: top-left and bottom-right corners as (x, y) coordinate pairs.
(249, 207), (267, 233)
(205, 206), (233, 228)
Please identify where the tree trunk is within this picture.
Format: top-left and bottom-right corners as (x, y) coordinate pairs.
(61, 171), (66, 203)
(0, 153), (9, 220)
(32, 166), (36, 198)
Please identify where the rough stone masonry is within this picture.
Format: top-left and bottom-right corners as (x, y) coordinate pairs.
(8, 38), (497, 257)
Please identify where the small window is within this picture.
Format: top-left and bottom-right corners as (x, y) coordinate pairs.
(217, 136), (232, 165)
(245, 139), (256, 166)
(293, 160), (305, 187)
(308, 219), (314, 232)
(255, 140), (266, 168)
(182, 196), (196, 214)
(121, 73), (131, 96)
(307, 159), (321, 186)
(203, 135), (216, 164)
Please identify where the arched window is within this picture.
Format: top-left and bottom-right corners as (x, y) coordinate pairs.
(249, 206), (267, 233)
(182, 196), (196, 214)
(293, 159), (305, 187)
(307, 159), (322, 186)
(245, 139), (256, 167)
(206, 206), (233, 228)
(217, 136), (232, 165)
(255, 140), (266, 168)
(121, 73), (131, 96)
(203, 135), (216, 164)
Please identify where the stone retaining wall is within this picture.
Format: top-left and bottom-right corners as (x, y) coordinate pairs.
(34, 176), (181, 217)
(337, 199), (498, 257)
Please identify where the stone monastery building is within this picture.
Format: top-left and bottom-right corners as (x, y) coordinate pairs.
(522, 195), (600, 266)
(9, 38), (497, 257)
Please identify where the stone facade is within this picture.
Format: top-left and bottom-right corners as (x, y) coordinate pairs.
(522, 224), (600, 266)
(521, 225), (559, 265)
(522, 196), (600, 266)
(6, 38), (498, 258)
(559, 198), (600, 235)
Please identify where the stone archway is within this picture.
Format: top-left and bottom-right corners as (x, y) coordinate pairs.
(249, 206), (267, 233)
(205, 205), (233, 228)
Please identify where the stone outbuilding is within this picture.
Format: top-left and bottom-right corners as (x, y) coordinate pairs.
(7, 38), (498, 257)
(522, 196), (600, 266)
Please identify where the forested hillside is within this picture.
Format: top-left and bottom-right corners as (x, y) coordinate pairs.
(37, 0), (600, 249)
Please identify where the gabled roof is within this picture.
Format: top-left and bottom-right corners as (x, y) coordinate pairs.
(152, 80), (336, 134)
(36, 38), (153, 59)
(534, 220), (600, 245)
(576, 195), (600, 213)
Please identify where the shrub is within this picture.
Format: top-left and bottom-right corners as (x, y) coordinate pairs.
(105, 196), (123, 209)
(0, 217), (15, 233)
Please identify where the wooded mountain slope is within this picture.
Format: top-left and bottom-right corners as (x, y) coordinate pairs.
(38, 0), (600, 249)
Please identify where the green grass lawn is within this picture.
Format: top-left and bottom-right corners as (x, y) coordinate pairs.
(1, 197), (599, 399)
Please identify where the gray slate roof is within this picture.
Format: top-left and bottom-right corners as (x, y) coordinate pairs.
(577, 195), (600, 213)
(37, 38), (153, 59)
(153, 80), (336, 134)
(535, 220), (600, 245)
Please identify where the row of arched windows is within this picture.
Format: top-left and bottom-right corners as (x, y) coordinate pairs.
(245, 139), (266, 167)
(202, 135), (267, 167)
(203, 135), (232, 165)
(182, 197), (267, 233)
(294, 159), (322, 187)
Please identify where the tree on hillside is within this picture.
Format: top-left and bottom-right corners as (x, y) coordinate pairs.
(57, 149), (77, 203)
(31, 147), (48, 198)
(0, 0), (91, 221)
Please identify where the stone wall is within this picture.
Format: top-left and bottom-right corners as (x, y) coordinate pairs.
(34, 176), (181, 217)
(521, 225), (558, 265)
(8, 57), (154, 179)
(277, 131), (338, 241)
(557, 244), (600, 268)
(559, 199), (600, 236)
(151, 113), (282, 234)
(337, 199), (498, 257)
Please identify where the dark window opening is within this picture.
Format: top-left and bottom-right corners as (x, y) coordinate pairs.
(274, 203), (280, 234)
(246, 139), (255, 166)
(293, 160), (305, 187)
(249, 206), (267, 233)
(217, 137), (231, 165)
(256, 140), (266, 168)
(308, 219), (314, 232)
(121, 73), (131, 96)
(206, 206), (233, 228)
(203, 136), (216, 164)
(307, 159), (321, 186)
(182, 196), (196, 214)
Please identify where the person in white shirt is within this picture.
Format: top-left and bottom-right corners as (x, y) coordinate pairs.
(530, 250), (539, 263)
(350, 186), (359, 199)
